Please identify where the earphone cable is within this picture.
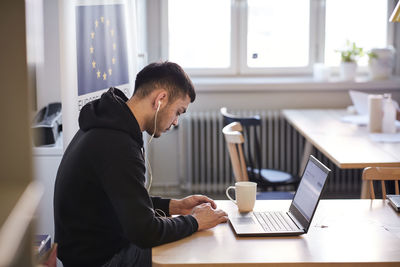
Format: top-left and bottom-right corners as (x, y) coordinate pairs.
(146, 101), (160, 191)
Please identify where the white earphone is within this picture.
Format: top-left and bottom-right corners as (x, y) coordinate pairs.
(148, 100), (161, 145)
(157, 100), (161, 111)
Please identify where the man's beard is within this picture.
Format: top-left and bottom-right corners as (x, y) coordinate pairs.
(148, 109), (165, 138)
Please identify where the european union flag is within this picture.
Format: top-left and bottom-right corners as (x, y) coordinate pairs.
(76, 4), (129, 96)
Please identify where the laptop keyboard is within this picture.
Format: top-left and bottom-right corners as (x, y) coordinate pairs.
(254, 211), (299, 232)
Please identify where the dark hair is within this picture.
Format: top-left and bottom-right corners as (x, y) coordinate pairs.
(133, 61), (196, 103)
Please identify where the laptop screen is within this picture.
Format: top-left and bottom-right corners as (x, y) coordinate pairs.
(291, 156), (330, 224)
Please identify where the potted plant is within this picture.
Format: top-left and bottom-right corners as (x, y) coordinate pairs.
(336, 41), (363, 81)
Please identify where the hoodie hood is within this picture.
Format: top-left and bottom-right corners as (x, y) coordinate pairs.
(79, 87), (143, 147)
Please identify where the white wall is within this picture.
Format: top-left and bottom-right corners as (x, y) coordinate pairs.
(36, 0), (61, 111)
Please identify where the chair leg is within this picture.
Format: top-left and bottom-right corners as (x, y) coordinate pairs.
(381, 181), (386, 199)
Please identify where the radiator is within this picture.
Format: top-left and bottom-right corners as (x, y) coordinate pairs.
(178, 110), (362, 198)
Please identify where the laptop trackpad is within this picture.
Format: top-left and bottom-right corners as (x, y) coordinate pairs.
(231, 217), (256, 225)
(230, 215), (264, 234)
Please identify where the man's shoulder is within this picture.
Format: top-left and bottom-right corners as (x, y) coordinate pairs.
(84, 128), (139, 143)
(79, 128), (143, 155)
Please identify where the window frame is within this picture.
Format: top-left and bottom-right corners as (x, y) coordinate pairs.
(160, 0), (397, 77)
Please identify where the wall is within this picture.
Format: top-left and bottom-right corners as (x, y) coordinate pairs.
(0, 0), (32, 183)
(0, 0), (41, 265)
(35, 0), (61, 111)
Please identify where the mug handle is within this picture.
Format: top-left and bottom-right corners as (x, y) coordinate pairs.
(226, 186), (237, 205)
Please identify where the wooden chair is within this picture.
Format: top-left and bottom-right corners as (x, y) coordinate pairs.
(221, 107), (299, 191)
(222, 122), (249, 182)
(362, 167), (400, 199)
(223, 122), (294, 199)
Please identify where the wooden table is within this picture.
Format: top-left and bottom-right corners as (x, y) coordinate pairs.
(152, 200), (400, 267)
(282, 109), (400, 197)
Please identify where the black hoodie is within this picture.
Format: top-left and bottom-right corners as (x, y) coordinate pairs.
(54, 88), (198, 267)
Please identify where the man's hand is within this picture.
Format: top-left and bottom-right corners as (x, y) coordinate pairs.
(169, 195), (217, 215)
(191, 203), (228, 231)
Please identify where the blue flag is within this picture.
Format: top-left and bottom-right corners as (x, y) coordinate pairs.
(76, 4), (129, 96)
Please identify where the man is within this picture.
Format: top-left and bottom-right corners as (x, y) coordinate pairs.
(54, 62), (228, 267)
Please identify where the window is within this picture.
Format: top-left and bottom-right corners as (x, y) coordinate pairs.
(246, 0), (310, 68)
(325, 0), (388, 67)
(163, 0), (394, 76)
(167, 0), (231, 69)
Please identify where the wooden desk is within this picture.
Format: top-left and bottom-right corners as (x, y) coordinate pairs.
(152, 200), (400, 267)
(282, 109), (400, 197)
(283, 109), (400, 169)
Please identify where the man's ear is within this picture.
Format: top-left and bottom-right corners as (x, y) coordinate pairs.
(153, 91), (168, 110)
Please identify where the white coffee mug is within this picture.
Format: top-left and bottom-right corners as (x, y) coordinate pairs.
(226, 181), (257, 212)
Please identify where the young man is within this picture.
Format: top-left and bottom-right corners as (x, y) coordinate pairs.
(54, 62), (228, 267)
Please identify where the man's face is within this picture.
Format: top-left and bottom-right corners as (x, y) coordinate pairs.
(150, 94), (191, 138)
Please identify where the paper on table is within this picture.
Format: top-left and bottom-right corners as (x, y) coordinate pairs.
(369, 132), (400, 143)
(342, 90), (377, 125)
(349, 90), (369, 115)
(341, 115), (368, 125)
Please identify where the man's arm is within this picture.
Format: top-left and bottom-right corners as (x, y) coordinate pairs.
(99, 148), (198, 248)
(151, 196), (171, 217)
(153, 195), (228, 231)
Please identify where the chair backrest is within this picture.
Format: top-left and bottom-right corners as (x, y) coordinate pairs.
(220, 107), (262, 179)
(222, 122), (249, 182)
(362, 167), (400, 199)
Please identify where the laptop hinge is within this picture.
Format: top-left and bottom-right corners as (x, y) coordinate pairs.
(287, 212), (305, 231)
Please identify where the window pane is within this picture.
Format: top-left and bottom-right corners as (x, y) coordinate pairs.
(168, 0), (231, 68)
(247, 0), (310, 68)
(325, 0), (388, 66)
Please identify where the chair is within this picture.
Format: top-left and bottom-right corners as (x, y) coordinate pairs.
(223, 122), (294, 200)
(361, 167), (400, 199)
(220, 107), (299, 191)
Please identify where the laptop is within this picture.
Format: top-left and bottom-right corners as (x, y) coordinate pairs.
(387, 195), (400, 212)
(229, 155), (330, 237)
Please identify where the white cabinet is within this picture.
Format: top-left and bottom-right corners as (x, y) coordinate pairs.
(32, 136), (63, 244)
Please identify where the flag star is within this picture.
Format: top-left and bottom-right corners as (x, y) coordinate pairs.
(92, 60), (96, 68)
(89, 46), (94, 54)
(95, 20), (99, 28)
(103, 72), (107, 80)
(108, 68), (112, 75)
(100, 16), (104, 23)
(97, 70), (101, 78)
(106, 20), (110, 26)
(113, 43), (116, 50)
(112, 57), (116, 64)
(110, 29), (114, 36)
(91, 32), (95, 39)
